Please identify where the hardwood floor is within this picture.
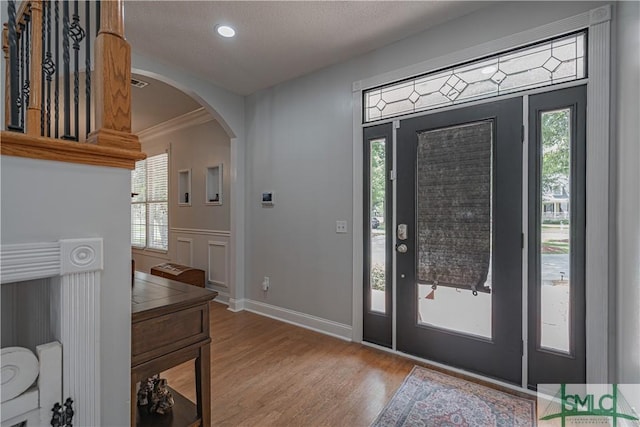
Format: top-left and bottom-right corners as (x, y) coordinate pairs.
(162, 301), (415, 426)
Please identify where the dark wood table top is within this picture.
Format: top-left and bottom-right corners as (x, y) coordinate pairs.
(132, 271), (217, 322)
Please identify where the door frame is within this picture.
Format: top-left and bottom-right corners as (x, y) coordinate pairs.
(351, 5), (612, 389)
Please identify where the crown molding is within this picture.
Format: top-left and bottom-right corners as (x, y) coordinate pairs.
(136, 107), (213, 141)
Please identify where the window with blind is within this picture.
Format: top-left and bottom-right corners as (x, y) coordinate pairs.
(131, 153), (169, 251)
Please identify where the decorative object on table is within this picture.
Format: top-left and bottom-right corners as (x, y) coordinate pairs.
(150, 262), (205, 287)
(137, 375), (175, 415)
(50, 398), (74, 427)
(372, 366), (535, 427)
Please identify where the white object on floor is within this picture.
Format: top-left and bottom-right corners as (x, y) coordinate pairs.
(1, 341), (62, 426)
(1, 347), (39, 402)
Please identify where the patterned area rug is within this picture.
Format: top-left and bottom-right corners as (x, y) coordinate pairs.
(372, 366), (535, 427)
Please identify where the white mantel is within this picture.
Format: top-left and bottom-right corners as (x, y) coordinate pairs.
(1, 238), (103, 426)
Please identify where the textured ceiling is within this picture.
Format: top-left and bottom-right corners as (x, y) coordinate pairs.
(125, 1), (492, 96)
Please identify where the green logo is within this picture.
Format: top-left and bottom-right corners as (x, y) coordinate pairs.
(539, 384), (639, 426)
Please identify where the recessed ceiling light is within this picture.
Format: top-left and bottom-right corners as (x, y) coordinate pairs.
(481, 66), (497, 75)
(216, 25), (236, 38)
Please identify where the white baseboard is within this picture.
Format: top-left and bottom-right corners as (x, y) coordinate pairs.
(208, 289), (230, 305)
(243, 299), (352, 341)
(228, 298), (245, 312)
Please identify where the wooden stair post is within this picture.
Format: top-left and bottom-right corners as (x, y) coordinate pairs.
(86, 0), (140, 151)
(26, 0), (42, 136)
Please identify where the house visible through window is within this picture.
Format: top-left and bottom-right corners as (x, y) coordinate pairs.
(131, 153), (168, 251)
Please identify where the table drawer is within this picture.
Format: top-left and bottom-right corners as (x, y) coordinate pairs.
(132, 304), (209, 366)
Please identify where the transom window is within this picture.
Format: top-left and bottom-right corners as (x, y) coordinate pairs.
(131, 153), (169, 251)
(364, 31), (586, 122)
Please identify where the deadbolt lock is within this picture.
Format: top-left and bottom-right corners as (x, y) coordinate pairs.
(398, 224), (408, 240)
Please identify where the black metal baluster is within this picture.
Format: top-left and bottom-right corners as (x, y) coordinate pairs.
(85, 0), (91, 137)
(24, 11), (31, 125)
(7, 0), (23, 132)
(19, 23), (24, 129)
(62, 0), (72, 139)
(45, 0), (54, 137)
(96, 0), (101, 35)
(54, 0), (60, 138)
(71, 0), (85, 141)
(40, 0), (46, 135)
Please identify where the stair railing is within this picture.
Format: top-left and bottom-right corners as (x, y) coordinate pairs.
(2, 0), (143, 169)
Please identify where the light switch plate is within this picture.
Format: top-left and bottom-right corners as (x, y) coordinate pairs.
(336, 220), (348, 233)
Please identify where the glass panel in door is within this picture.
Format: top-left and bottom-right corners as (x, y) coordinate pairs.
(415, 122), (493, 339)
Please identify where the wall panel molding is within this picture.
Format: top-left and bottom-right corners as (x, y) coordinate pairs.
(170, 227), (231, 237)
(207, 240), (229, 287)
(176, 237), (194, 267)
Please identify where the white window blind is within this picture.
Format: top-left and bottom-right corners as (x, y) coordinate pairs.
(131, 153), (168, 251)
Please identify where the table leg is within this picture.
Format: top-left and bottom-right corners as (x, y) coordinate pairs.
(195, 343), (211, 426)
(131, 374), (137, 427)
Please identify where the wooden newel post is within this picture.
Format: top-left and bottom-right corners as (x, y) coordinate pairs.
(87, 0), (140, 151)
(26, 0), (43, 136)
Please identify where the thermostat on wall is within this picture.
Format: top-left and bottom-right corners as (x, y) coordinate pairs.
(261, 192), (274, 206)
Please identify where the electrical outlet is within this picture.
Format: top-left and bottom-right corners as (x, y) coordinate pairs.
(262, 276), (270, 291)
(336, 220), (348, 233)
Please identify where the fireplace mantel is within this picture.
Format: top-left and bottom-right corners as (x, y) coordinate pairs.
(1, 237), (103, 426)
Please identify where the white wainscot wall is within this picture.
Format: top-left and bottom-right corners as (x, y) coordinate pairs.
(133, 228), (232, 301)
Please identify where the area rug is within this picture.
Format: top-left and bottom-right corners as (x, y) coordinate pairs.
(372, 366), (535, 427)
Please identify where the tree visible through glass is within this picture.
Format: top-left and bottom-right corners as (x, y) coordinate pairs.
(370, 138), (386, 313)
(540, 108), (572, 354)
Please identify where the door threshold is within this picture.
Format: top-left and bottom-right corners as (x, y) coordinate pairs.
(361, 341), (536, 400)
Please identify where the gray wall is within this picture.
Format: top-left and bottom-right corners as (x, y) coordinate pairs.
(614, 0), (640, 395)
(133, 119), (232, 277)
(142, 119), (231, 232)
(0, 156), (131, 427)
(244, 2), (605, 326)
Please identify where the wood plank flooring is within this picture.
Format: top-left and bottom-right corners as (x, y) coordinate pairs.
(162, 301), (415, 426)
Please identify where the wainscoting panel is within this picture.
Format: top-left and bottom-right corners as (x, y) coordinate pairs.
(169, 228), (231, 290)
(176, 238), (193, 266)
(207, 241), (228, 287)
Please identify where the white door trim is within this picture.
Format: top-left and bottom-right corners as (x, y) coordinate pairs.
(352, 5), (612, 385)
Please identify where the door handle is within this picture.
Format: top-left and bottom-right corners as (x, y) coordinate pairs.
(396, 243), (408, 253)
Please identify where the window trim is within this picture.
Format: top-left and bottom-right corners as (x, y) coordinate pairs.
(351, 4), (612, 388)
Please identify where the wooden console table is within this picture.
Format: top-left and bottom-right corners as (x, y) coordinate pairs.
(131, 271), (217, 427)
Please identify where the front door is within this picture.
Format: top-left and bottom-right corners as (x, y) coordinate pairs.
(395, 98), (523, 384)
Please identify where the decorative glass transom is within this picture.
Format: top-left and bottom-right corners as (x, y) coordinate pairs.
(364, 32), (586, 122)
